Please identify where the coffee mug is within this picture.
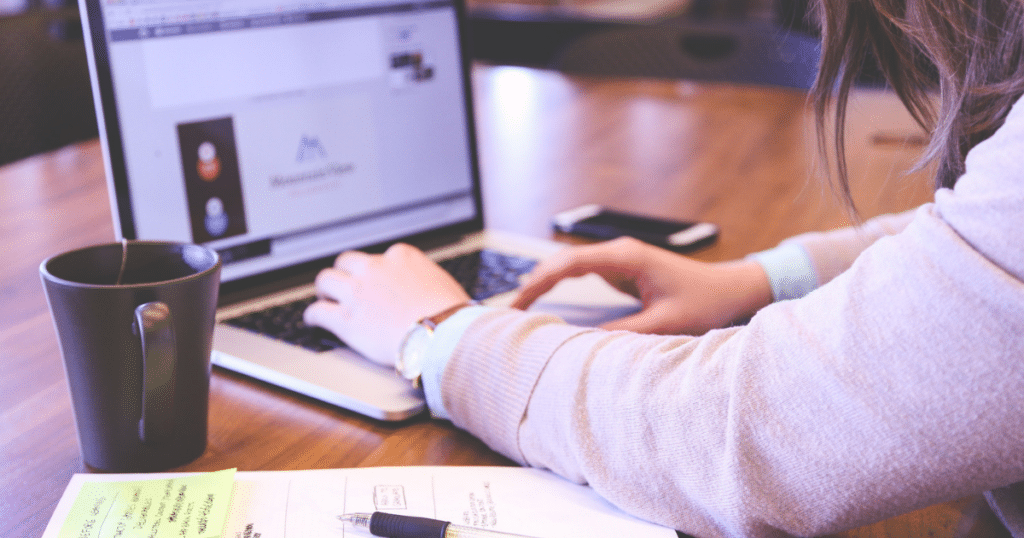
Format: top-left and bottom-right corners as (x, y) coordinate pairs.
(40, 240), (221, 472)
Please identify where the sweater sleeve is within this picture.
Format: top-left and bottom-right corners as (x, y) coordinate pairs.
(749, 211), (915, 301)
(438, 98), (1024, 537)
(782, 210), (916, 286)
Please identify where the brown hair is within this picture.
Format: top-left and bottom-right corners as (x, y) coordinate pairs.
(811, 0), (1024, 206)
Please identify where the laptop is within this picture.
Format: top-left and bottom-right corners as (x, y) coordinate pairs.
(78, 0), (640, 421)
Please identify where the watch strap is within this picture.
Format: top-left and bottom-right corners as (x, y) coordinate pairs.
(421, 300), (479, 329)
(396, 300), (478, 385)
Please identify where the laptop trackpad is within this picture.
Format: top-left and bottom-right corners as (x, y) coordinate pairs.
(528, 273), (642, 327)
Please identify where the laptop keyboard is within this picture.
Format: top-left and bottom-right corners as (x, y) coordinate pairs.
(224, 249), (537, 353)
(438, 248), (537, 301)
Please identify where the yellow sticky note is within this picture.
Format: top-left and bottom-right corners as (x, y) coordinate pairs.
(58, 468), (236, 538)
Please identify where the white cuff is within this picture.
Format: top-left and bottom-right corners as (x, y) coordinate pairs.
(747, 242), (819, 301)
(421, 305), (490, 420)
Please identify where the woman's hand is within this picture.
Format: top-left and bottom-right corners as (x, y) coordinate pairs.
(511, 237), (774, 335)
(303, 243), (471, 366)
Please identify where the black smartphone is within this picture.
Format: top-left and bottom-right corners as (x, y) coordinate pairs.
(552, 205), (718, 251)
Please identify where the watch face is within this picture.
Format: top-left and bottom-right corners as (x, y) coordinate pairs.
(400, 325), (431, 381)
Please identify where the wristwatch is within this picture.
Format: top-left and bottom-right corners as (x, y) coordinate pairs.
(396, 301), (476, 388)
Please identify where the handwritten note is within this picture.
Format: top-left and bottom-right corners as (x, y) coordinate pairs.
(57, 468), (235, 538)
(44, 467), (674, 538)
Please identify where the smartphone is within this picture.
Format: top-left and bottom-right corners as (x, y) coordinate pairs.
(552, 204), (718, 251)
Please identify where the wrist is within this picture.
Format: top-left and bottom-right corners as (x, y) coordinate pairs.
(419, 305), (490, 421)
(718, 260), (775, 323)
(396, 300), (479, 387)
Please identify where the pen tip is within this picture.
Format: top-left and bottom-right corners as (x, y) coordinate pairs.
(338, 513), (372, 527)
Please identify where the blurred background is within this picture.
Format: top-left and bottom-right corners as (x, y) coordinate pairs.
(0, 0), (97, 166)
(0, 0), (827, 167)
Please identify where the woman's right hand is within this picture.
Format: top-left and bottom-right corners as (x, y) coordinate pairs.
(511, 237), (774, 335)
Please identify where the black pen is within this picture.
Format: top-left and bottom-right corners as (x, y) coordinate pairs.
(338, 511), (540, 538)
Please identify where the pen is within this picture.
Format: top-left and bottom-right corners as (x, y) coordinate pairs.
(338, 512), (541, 538)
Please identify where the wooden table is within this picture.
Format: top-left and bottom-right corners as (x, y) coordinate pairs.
(0, 63), (997, 538)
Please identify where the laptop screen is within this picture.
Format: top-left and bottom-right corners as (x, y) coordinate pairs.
(82, 0), (482, 283)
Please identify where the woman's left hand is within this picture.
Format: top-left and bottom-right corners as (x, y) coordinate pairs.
(303, 243), (471, 366)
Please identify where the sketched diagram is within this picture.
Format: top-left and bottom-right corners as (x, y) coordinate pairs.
(373, 485), (408, 511)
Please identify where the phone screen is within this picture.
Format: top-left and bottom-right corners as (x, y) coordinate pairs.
(577, 211), (696, 235)
(554, 207), (718, 250)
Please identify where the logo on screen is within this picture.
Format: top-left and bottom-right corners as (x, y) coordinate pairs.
(296, 136), (327, 162)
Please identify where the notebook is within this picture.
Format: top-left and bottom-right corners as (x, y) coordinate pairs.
(78, 0), (640, 421)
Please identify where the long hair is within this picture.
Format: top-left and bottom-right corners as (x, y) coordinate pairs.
(811, 0), (1024, 206)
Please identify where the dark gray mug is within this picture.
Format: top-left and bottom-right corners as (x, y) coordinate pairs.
(40, 240), (221, 472)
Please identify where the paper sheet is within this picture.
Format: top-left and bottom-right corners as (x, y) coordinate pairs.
(43, 467), (675, 538)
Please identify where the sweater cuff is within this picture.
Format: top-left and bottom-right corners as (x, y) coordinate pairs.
(747, 242), (820, 301)
(421, 305), (490, 420)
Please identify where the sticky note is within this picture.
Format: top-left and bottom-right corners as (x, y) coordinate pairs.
(58, 468), (236, 538)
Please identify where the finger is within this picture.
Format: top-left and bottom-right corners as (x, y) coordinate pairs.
(333, 250), (373, 273)
(511, 243), (640, 309)
(303, 298), (347, 334)
(512, 256), (607, 310)
(384, 242), (422, 259)
(314, 267), (355, 303)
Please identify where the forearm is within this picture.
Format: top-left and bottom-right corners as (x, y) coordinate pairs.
(440, 206), (1024, 537)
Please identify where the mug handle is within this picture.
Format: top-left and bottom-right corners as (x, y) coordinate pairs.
(134, 302), (177, 444)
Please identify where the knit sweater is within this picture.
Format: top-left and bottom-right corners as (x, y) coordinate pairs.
(431, 95), (1024, 537)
